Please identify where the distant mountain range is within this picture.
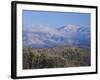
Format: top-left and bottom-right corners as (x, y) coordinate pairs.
(23, 24), (90, 48)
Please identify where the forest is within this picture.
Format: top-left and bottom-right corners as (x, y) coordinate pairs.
(23, 46), (90, 69)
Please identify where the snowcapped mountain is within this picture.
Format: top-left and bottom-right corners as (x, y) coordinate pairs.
(58, 24), (80, 32)
(23, 24), (90, 48)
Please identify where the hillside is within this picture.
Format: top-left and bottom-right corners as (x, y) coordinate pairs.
(23, 46), (90, 69)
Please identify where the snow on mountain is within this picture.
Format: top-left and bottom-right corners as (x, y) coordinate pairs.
(23, 24), (90, 48)
(58, 24), (80, 32)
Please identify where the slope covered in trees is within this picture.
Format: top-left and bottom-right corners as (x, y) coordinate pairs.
(23, 46), (90, 69)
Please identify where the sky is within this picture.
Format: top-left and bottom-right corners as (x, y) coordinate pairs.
(22, 10), (90, 29)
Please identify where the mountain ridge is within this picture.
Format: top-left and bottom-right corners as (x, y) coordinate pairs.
(23, 24), (90, 48)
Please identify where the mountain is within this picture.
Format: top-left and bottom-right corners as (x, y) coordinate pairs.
(23, 24), (90, 48)
(57, 24), (90, 48)
(58, 24), (80, 32)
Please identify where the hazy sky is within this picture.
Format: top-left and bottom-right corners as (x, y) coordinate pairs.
(22, 10), (90, 29)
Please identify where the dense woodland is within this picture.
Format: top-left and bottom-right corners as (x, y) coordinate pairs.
(23, 46), (90, 69)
